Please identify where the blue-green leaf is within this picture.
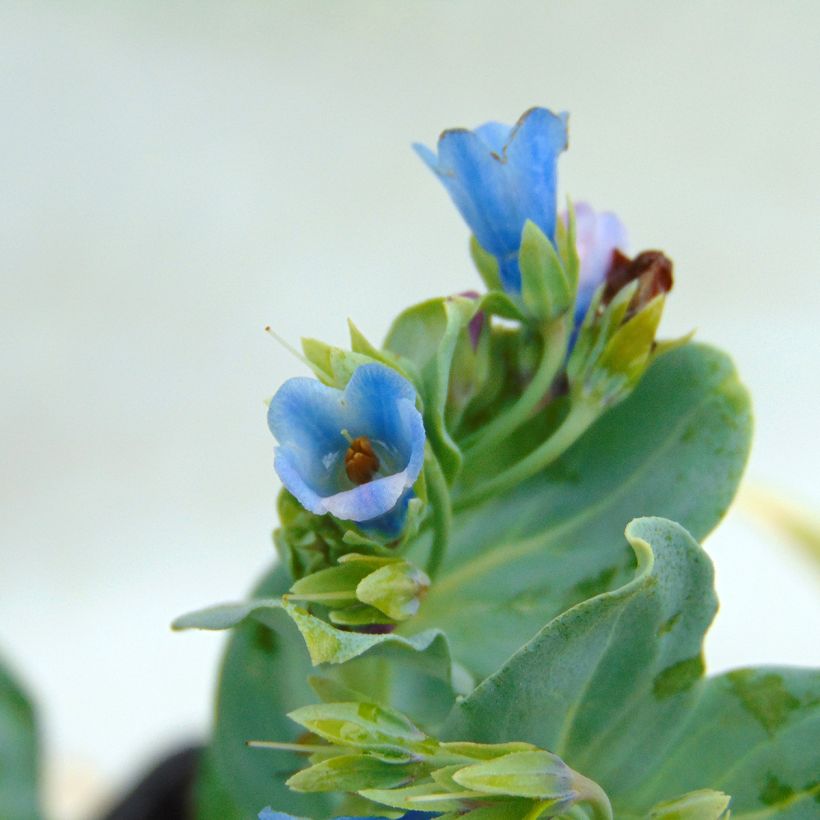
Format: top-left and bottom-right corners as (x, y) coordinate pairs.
(0, 659), (41, 820)
(446, 518), (820, 817)
(384, 296), (478, 482)
(405, 343), (751, 680)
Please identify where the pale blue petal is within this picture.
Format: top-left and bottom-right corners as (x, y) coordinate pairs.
(273, 447), (329, 515)
(360, 488), (415, 538)
(415, 106), (569, 296)
(269, 364), (425, 528)
(506, 107), (568, 241)
(571, 202), (629, 323)
(435, 128), (520, 258)
(343, 364), (419, 462)
(268, 378), (347, 460)
(411, 141), (439, 173)
(473, 120), (513, 153)
(322, 470), (408, 521)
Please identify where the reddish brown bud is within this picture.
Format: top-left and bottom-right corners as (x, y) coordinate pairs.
(603, 249), (674, 314)
(344, 436), (380, 485)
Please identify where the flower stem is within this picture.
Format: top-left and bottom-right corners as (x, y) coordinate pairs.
(424, 448), (452, 580)
(454, 401), (598, 511)
(461, 318), (568, 459)
(572, 772), (614, 820)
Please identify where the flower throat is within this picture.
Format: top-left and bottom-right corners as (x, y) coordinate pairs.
(344, 436), (380, 484)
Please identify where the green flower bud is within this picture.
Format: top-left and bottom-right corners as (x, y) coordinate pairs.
(648, 789), (732, 819)
(568, 248), (673, 410)
(284, 554), (429, 628)
(257, 700), (613, 819)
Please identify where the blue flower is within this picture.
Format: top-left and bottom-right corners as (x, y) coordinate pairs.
(268, 363), (425, 537)
(414, 106), (568, 294)
(567, 201), (628, 324)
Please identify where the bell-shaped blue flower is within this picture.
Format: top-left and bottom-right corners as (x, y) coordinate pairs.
(414, 106), (568, 294)
(568, 201), (628, 324)
(268, 363), (425, 537)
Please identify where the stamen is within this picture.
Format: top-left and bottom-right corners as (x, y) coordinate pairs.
(345, 435), (380, 484)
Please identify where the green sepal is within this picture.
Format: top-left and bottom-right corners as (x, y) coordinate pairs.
(439, 740), (539, 760)
(519, 220), (572, 323)
(451, 750), (574, 801)
(360, 781), (477, 813)
(478, 290), (527, 322)
(554, 198), (580, 292)
(301, 337), (376, 388)
(595, 295), (665, 393)
(347, 319), (410, 378)
(356, 562), (431, 621)
(287, 701), (435, 757)
(274, 490), (364, 579)
(436, 804), (537, 820)
(286, 754), (418, 793)
(308, 675), (370, 704)
(647, 789), (732, 819)
(288, 561), (373, 602)
(470, 235), (504, 291)
(329, 605), (395, 627)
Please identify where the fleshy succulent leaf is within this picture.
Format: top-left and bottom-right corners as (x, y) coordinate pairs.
(445, 518), (820, 817)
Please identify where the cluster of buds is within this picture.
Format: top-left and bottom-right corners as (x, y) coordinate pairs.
(568, 247), (674, 410)
(253, 701), (613, 820)
(284, 554), (430, 629)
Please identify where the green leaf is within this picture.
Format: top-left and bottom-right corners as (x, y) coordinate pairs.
(384, 296), (478, 481)
(191, 566), (333, 820)
(445, 518), (820, 817)
(185, 569), (459, 818)
(405, 343), (752, 680)
(519, 220), (572, 322)
(173, 597), (451, 668)
(0, 660), (41, 820)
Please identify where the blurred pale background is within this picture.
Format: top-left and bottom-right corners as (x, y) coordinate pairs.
(2, 1), (818, 816)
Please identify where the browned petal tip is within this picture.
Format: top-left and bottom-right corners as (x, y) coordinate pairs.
(604, 249), (674, 312)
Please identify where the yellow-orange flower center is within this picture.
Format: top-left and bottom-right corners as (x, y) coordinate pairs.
(344, 436), (380, 485)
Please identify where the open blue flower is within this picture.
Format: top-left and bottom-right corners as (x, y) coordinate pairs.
(568, 201), (628, 324)
(414, 106), (568, 294)
(268, 363), (425, 537)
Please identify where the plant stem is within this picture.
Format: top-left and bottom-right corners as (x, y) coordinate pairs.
(573, 773), (614, 820)
(461, 318), (568, 459)
(454, 401), (598, 511)
(423, 449), (452, 580)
